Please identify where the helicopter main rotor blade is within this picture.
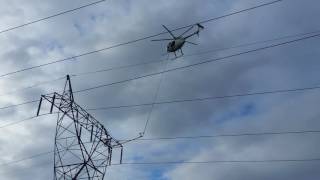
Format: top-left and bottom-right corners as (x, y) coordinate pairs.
(151, 38), (174, 41)
(186, 41), (198, 45)
(162, 25), (176, 39)
(179, 26), (194, 38)
(184, 31), (199, 39)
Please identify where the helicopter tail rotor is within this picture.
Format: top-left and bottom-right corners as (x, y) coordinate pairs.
(197, 23), (204, 29)
(196, 23), (204, 37)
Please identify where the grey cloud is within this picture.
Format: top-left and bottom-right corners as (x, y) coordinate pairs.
(1, 0), (320, 179)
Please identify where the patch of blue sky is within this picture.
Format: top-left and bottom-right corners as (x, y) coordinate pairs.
(147, 142), (196, 159)
(130, 154), (145, 162)
(127, 155), (172, 179)
(148, 167), (170, 180)
(215, 102), (257, 124)
(134, 166), (170, 180)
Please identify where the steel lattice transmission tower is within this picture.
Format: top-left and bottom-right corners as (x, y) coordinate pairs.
(37, 75), (123, 180)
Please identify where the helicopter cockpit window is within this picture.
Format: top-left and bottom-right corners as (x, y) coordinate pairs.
(168, 42), (175, 48)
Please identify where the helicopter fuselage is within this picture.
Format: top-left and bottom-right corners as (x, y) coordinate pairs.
(167, 38), (185, 52)
(152, 23), (204, 58)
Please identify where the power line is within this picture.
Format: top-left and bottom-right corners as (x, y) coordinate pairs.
(0, 113), (54, 128)
(3, 29), (319, 98)
(0, 100), (39, 110)
(2, 156), (320, 169)
(1, 84), (320, 136)
(2, 103), (320, 139)
(116, 158), (320, 165)
(0, 0), (283, 79)
(0, 76), (64, 97)
(0, 0), (107, 34)
(1, 32), (319, 111)
(184, 30), (320, 58)
(87, 85), (320, 111)
(136, 130), (320, 141)
(0, 116), (38, 128)
(0, 129), (320, 167)
(72, 29), (320, 78)
(75, 33), (320, 93)
(0, 151), (52, 167)
(2, 80), (318, 113)
(2, 149), (320, 168)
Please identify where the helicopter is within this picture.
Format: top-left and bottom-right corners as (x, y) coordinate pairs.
(152, 23), (204, 58)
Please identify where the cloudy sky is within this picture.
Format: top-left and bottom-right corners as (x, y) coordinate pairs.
(0, 0), (320, 179)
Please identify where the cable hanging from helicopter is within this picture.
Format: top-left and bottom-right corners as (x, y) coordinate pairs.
(152, 23), (204, 59)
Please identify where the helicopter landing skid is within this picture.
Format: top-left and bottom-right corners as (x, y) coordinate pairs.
(167, 50), (184, 60)
(170, 54), (183, 60)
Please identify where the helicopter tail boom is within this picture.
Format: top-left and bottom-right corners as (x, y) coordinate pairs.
(183, 23), (204, 39)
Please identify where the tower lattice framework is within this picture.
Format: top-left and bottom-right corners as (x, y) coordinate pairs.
(37, 75), (123, 180)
